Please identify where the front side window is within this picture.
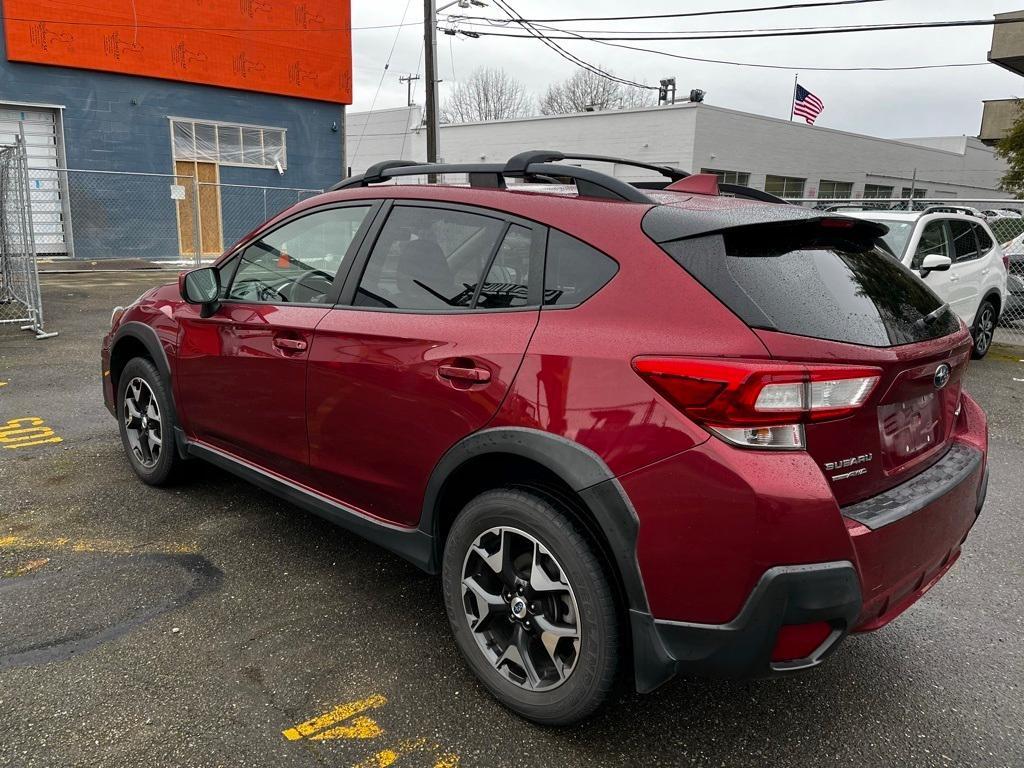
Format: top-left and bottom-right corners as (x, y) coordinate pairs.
(225, 206), (370, 304)
(948, 220), (980, 262)
(911, 220), (951, 270)
(543, 230), (618, 306)
(355, 206), (507, 310)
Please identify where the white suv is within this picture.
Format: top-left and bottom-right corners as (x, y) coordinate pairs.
(844, 207), (1008, 358)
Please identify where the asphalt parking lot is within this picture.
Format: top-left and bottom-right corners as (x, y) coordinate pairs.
(1, 270), (1023, 768)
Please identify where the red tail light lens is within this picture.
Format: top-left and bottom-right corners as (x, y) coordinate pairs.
(632, 357), (880, 449)
(1002, 254), (1010, 272)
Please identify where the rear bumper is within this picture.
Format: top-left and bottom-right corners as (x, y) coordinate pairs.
(634, 562), (861, 690)
(629, 416), (987, 692)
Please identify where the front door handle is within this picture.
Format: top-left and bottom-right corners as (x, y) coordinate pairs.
(438, 364), (491, 383)
(273, 337), (308, 352)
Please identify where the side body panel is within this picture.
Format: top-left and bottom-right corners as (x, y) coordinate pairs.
(305, 308), (539, 526)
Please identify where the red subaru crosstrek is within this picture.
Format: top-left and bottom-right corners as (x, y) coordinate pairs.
(102, 152), (988, 725)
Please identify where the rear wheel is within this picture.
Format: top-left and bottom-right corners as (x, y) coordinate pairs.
(117, 357), (179, 485)
(972, 299), (997, 359)
(442, 489), (618, 725)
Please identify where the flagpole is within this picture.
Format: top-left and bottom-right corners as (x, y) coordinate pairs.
(789, 74), (798, 121)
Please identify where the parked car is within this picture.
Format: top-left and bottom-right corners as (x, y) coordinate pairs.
(102, 153), (989, 725)
(982, 208), (1023, 220)
(999, 231), (1024, 323)
(845, 208), (1008, 357)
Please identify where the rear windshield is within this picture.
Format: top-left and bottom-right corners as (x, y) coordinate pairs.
(662, 224), (960, 347)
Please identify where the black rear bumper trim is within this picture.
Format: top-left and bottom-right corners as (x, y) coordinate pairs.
(842, 442), (982, 531)
(633, 561), (861, 692)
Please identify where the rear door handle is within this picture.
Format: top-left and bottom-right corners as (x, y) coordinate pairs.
(273, 337), (308, 352)
(438, 364), (491, 383)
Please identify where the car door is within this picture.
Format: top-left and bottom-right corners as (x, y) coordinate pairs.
(909, 218), (966, 316)
(175, 202), (377, 479)
(972, 222), (1004, 304)
(945, 218), (986, 323)
(305, 201), (544, 526)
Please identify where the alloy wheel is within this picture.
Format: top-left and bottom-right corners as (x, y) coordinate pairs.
(123, 377), (162, 468)
(460, 526), (582, 691)
(976, 305), (994, 355)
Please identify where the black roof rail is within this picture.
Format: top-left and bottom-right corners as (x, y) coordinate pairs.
(329, 150), (792, 207)
(331, 159), (655, 203)
(504, 149), (689, 182)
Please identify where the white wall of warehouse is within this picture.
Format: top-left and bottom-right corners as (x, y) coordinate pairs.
(346, 102), (1009, 200)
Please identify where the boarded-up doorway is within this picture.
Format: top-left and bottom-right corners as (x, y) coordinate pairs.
(175, 160), (223, 259)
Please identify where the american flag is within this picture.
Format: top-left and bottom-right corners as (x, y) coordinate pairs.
(793, 84), (824, 125)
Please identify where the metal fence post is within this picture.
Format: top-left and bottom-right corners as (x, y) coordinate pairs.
(190, 174), (202, 266)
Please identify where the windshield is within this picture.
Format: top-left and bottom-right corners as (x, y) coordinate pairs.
(863, 218), (915, 257)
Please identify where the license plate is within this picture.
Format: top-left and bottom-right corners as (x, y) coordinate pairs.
(878, 392), (942, 466)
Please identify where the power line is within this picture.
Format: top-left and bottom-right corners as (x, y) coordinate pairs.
(449, 0), (894, 24)
(522, 24), (990, 72)
(444, 17), (1012, 42)
(491, 0), (656, 91)
(350, 0), (414, 169)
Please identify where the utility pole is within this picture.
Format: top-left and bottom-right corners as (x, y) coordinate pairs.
(424, 0), (439, 165)
(399, 74), (421, 107)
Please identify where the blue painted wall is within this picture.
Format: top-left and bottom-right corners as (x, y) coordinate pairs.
(1, 29), (343, 259)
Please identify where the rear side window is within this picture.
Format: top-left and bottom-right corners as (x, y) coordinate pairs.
(543, 230), (618, 306)
(355, 206), (505, 310)
(662, 224), (960, 347)
(477, 224), (534, 308)
(973, 224), (994, 253)
(949, 220), (980, 262)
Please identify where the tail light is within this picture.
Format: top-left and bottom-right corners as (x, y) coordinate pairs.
(632, 357), (880, 450)
(1002, 253), (1010, 272)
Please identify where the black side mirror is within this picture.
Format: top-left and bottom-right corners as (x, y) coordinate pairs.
(179, 267), (221, 317)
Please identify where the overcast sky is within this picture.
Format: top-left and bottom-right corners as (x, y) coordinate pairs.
(349, 0), (1024, 138)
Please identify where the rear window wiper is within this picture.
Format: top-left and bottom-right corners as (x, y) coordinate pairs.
(915, 302), (950, 330)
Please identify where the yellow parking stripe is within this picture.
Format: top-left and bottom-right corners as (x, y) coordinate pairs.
(0, 535), (197, 556)
(282, 694), (387, 741)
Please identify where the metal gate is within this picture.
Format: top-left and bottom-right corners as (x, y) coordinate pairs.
(0, 134), (55, 339)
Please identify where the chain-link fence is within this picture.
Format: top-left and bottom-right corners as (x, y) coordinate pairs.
(0, 139), (53, 338)
(783, 196), (1024, 347)
(25, 166), (322, 264)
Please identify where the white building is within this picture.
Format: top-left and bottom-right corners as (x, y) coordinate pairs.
(346, 102), (1009, 202)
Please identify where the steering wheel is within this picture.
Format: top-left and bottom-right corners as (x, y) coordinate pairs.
(286, 268), (336, 303)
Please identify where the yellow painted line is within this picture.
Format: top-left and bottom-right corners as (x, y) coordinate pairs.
(282, 694), (387, 742)
(2, 558), (50, 578)
(352, 739), (428, 768)
(0, 417), (63, 449)
(0, 535), (197, 556)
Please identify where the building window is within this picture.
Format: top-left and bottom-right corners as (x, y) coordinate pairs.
(764, 175), (806, 198)
(901, 187), (927, 199)
(864, 184), (894, 198)
(818, 180), (854, 199)
(171, 118), (287, 169)
(701, 168), (751, 186)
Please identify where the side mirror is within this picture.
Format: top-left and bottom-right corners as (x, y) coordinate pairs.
(918, 253), (952, 277)
(179, 267), (221, 317)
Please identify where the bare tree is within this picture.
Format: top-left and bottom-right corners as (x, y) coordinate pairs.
(539, 69), (655, 115)
(441, 67), (532, 124)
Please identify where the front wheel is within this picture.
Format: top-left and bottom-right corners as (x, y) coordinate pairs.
(442, 489), (619, 725)
(116, 357), (180, 485)
(972, 299), (997, 359)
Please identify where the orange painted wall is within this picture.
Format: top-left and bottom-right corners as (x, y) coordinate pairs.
(2, 0), (352, 104)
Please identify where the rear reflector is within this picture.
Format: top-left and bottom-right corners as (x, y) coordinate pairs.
(632, 357), (881, 449)
(771, 622), (834, 662)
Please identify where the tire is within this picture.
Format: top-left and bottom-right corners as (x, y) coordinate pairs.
(442, 489), (619, 725)
(116, 357), (180, 485)
(972, 299), (997, 359)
